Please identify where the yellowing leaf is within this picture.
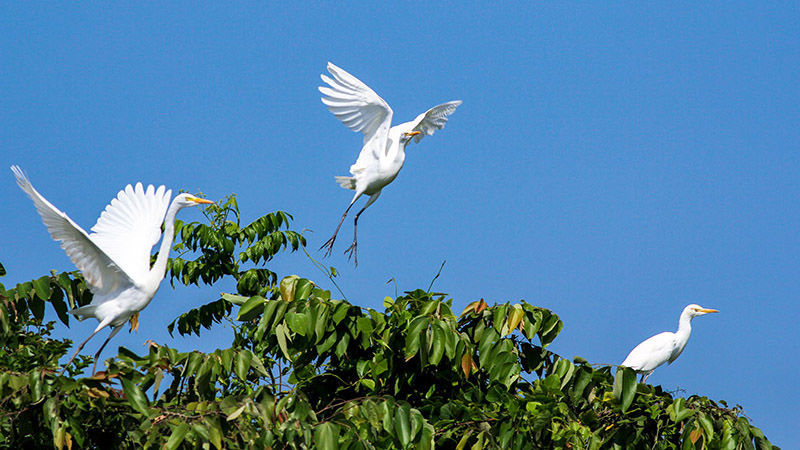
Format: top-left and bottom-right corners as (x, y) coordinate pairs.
(506, 306), (524, 336)
(459, 301), (478, 318)
(461, 353), (472, 378)
(280, 275), (299, 302)
(87, 388), (110, 398)
(53, 425), (66, 450)
(227, 404), (246, 421)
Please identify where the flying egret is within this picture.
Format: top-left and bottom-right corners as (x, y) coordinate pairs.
(620, 304), (719, 382)
(318, 62), (462, 265)
(11, 166), (213, 374)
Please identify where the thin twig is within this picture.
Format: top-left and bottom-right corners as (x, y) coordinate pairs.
(300, 245), (347, 301)
(427, 260), (446, 292)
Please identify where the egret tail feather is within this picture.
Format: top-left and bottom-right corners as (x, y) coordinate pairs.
(335, 176), (356, 190)
(70, 304), (97, 321)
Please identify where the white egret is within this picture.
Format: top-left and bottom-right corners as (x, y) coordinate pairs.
(318, 62), (462, 265)
(620, 304), (719, 382)
(11, 166), (213, 374)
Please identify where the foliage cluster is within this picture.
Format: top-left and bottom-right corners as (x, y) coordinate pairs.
(0, 199), (776, 449)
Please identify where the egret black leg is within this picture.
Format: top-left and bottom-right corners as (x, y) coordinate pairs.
(320, 202), (356, 257)
(92, 326), (123, 374)
(60, 327), (104, 375)
(344, 192), (381, 267)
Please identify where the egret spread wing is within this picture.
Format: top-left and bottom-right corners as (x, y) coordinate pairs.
(90, 183), (172, 282)
(11, 166), (135, 295)
(409, 101), (462, 143)
(319, 62), (394, 146)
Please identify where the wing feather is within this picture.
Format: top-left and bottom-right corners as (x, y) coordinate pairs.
(319, 62), (393, 146)
(89, 182), (172, 282)
(11, 166), (134, 296)
(621, 331), (675, 372)
(409, 101), (462, 143)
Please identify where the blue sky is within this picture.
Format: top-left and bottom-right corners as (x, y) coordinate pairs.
(2, 2), (798, 445)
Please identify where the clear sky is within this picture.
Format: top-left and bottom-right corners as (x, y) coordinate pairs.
(2, 2), (798, 445)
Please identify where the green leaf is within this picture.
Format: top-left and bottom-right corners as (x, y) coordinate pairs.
(249, 354), (269, 377)
(456, 431), (473, 450)
(234, 350), (253, 380)
(697, 413), (714, 440)
(28, 370), (43, 402)
(429, 324), (445, 366)
(29, 296), (45, 321)
(165, 423), (189, 450)
(570, 367), (592, 400)
(314, 305), (329, 343)
(221, 292), (248, 305)
(409, 409), (423, 444)
(49, 287), (70, 326)
(33, 276), (52, 300)
(285, 312), (309, 336)
(356, 316), (374, 336)
(381, 401), (394, 435)
(314, 422), (339, 450)
(669, 398), (696, 423)
(121, 377), (150, 416)
(237, 295), (267, 321)
(418, 423), (435, 450)
(295, 278), (314, 300)
(613, 367), (637, 413)
(206, 417), (222, 450)
(395, 403), (412, 447)
(275, 323), (291, 360)
(404, 316), (428, 358)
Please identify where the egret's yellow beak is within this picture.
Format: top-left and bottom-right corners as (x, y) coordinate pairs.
(699, 308), (719, 313)
(189, 197), (214, 205)
(405, 131), (422, 137)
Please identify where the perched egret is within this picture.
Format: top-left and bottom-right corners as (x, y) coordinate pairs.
(11, 166), (213, 374)
(620, 304), (719, 382)
(318, 62), (462, 265)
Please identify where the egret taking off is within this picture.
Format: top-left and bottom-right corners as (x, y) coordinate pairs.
(318, 62), (461, 265)
(11, 166), (213, 374)
(620, 304), (719, 382)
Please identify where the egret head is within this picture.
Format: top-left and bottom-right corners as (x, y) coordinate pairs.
(401, 130), (422, 144)
(684, 304), (719, 318)
(174, 193), (214, 209)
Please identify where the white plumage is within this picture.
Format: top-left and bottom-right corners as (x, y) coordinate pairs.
(318, 62), (462, 265)
(620, 304), (719, 382)
(11, 166), (213, 374)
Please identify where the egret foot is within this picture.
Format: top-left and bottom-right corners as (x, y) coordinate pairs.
(129, 312), (139, 332)
(344, 241), (358, 266)
(320, 234), (338, 258)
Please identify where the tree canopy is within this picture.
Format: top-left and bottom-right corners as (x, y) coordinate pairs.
(0, 198), (777, 449)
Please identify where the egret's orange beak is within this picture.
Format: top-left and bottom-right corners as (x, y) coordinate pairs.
(189, 197), (215, 205)
(406, 131), (422, 137)
(699, 308), (719, 313)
